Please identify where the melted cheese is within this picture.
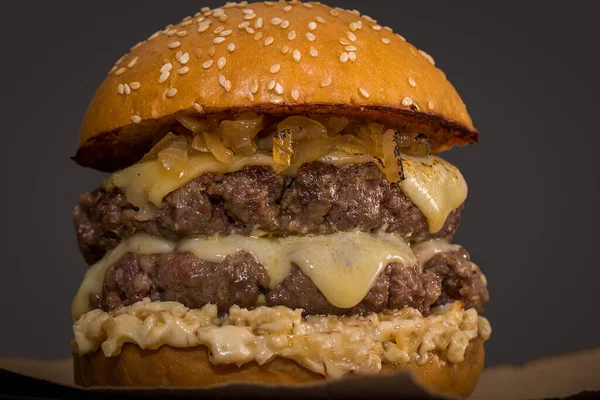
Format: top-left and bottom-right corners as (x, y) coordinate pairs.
(400, 155), (468, 233)
(72, 232), (417, 320)
(412, 239), (461, 265)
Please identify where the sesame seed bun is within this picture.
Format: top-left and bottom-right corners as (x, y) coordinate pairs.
(75, 1), (479, 172)
(73, 339), (484, 399)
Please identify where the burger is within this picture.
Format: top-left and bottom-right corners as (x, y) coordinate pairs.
(70, 1), (491, 398)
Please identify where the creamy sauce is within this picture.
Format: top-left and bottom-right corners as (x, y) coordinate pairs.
(72, 232), (418, 320)
(73, 299), (492, 378)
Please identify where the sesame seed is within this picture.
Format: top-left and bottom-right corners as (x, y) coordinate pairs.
(359, 88), (370, 98)
(363, 15), (376, 23)
(281, 46), (290, 54)
(264, 1), (274, 5)
(396, 33), (406, 42)
(208, 47), (216, 57)
(194, 103), (204, 113)
(214, 37), (226, 44)
(128, 56), (139, 68)
(372, 24), (382, 31)
(168, 41), (181, 49)
(131, 115), (141, 124)
(115, 67), (127, 76)
(219, 14), (228, 22)
(330, 9), (339, 16)
(167, 29), (177, 36)
(419, 50), (435, 65)
(320, 77), (332, 87)
(302, 2), (312, 8)
(116, 54), (127, 65)
(242, 8), (254, 14)
(357, 21), (363, 29)
(109, 66), (118, 75)
(175, 51), (183, 61)
(384, 26), (393, 31)
(124, 83), (131, 95)
(221, 29), (233, 37)
(182, 15), (192, 21)
(284, 5), (292, 12)
(117, 84), (124, 95)
(238, 1), (248, 6)
(181, 19), (193, 27)
(149, 31), (161, 40)
(316, 16), (326, 23)
(194, 48), (203, 59)
(254, 32), (264, 41)
(244, 12), (257, 20)
(348, 51), (357, 62)
(196, 16), (205, 23)
(428, 101), (435, 110)
(225, 2), (236, 8)
(217, 57), (227, 70)
(275, 83), (284, 95)
(345, 45), (357, 51)
(255, 17), (264, 29)
(349, 22), (358, 31)
(270, 64), (281, 74)
(214, 26), (225, 34)
(268, 80), (276, 90)
(288, 30), (297, 40)
(402, 97), (413, 106)
(161, 63), (173, 73)
(250, 81), (259, 94)
(166, 88), (178, 98)
(339, 38), (350, 45)
(309, 47), (319, 57)
(409, 47), (417, 56)
(159, 71), (170, 83)
(339, 52), (349, 63)
(224, 43), (234, 53)
(202, 60), (214, 69)
(247, 91), (255, 101)
(308, 22), (317, 31)
(198, 23), (210, 33)
(245, 27), (255, 34)
(291, 89), (299, 100)
(201, 7), (210, 12)
(180, 53), (190, 64)
(265, 36), (274, 46)
(350, 9), (360, 16)
(271, 17), (282, 25)
(381, 38), (391, 44)
(306, 32), (316, 41)
(177, 31), (188, 37)
(238, 21), (250, 29)
(178, 66), (190, 75)
(292, 49), (301, 62)
(270, 95), (284, 104)
(408, 77), (416, 87)
(346, 32), (357, 42)
(130, 82), (141, 90)
(218, 74), (232, 91)
(280, 20), (290, 29)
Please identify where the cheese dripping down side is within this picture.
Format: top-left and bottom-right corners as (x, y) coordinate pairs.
(71, 232), (418, 321)
(109, 151), (467, 234)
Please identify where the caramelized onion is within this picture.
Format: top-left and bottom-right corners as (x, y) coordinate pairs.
(334, 134), (372, 155)
(142, 133), (181, 161)
(292, 137), (333, 165)
(191, 134), (209, 153)
(177, 115), (209, 134)
(157, 136), (189, 176)
(398, 133), (432, 157)
(220, 112), (263, 155)
(278, 116), (327, 141)
(381, 129), (405, 183)
(273, 129), (294, 172)
(202, 131), (234, 164)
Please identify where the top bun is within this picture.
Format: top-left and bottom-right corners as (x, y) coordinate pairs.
(75, 1), (478, 172)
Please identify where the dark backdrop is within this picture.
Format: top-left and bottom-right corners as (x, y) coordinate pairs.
(1, 1), (598, 367)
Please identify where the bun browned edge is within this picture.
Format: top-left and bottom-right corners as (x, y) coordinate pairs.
(73, 339), (484, 398)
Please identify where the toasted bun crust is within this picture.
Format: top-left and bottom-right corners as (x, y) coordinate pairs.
(73, 339), (484, 398)
(75, 1), (478, 172)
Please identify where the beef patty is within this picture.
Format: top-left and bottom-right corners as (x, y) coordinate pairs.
(96, 246), (488, 316)
(75, 162), (463, 264)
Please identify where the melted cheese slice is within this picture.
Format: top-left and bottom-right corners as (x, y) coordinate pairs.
(109, 151), (466, 233)
(400, 155), (468, 233)
(71, 232), (417, 320)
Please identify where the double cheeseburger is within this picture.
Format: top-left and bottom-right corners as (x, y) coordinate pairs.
(71, 1), (491, 398)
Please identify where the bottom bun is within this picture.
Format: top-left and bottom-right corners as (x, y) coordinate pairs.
(74, 338), (484, 398)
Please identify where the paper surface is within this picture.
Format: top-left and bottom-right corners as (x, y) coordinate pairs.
(1, 348), (600, 399)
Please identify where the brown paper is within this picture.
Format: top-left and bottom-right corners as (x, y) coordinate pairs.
(2, 349), (600, 399)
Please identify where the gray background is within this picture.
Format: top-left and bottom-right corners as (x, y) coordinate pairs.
(1, 1), (599, 368)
